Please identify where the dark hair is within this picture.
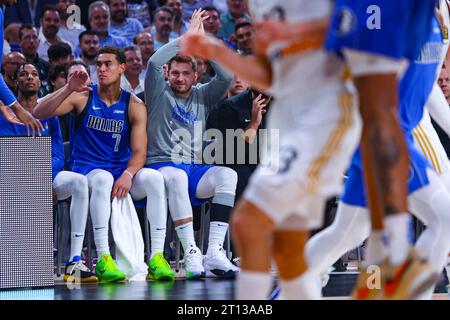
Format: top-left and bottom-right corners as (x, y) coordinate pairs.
(99, 46), (126, 64)
(48, 64), (68, 83)
(18, 24), (37, 40)
(235, 21), (252, 33)
(133, 32), (152, 45)
(79, 30), (99, 43)
(203, 6), (220, 16)
(152, 6), (174, 21)
(66, 61), (91, 76)
(168, 54), (196, 72)
(13, 62), (39, 81)
(48, 43), (73, 62)
(40, 4), (60, 20)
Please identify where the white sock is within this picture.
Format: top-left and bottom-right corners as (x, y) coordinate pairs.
(175, 222), (197, 252)
(207, 221), (228, 256)
(365, 230), (388, 266)
(70, 232), (85, 262)
(384, 213), (411, 266)
(280, 272), (321, 300)
(93, 225), (110, 258)
(236, 270), (272, 300)
(150, 227), (166, 259)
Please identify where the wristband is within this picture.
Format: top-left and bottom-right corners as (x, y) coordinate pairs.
(124, 170), (134, 179)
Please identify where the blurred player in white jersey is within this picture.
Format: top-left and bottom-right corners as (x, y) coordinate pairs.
(181, 0), (361, 300)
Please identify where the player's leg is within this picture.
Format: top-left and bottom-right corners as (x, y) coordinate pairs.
(53, 171), (97, 283)
(158, 166), (204, 279)
(231, 199), (275, 300)
(194, 165), (239, 278)
(407, 168), (450, 299)
(86, 169), (125, 282)
(130, 168), (173, 281)
(346, 50), (411, 269)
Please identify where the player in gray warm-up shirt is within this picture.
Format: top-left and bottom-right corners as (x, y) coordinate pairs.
(144, 33), (240, 279)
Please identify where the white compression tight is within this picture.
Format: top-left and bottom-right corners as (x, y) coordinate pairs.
(86, 169), (114, 258)
(158, 166), (237, 253)
(158, 166), (237, 221)
(306, 168), (450, 297)
(53, 171), (89, 262)
(130, 168), (167, 258)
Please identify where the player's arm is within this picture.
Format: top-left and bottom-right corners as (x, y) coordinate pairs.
(426, 83), (450, 137)
(112, 95), (148, 198)
(181, 34), (272, 92)
(34, 71), (91, 119)
(253, 17), (329, 54)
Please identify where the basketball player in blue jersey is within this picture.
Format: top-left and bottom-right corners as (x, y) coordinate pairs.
(34, 47), (169, 283)
(324, 0), (440, 299)
(303, 11), (450, 300)
(0, 62), (98, 283)
(0, 0), (43, 136)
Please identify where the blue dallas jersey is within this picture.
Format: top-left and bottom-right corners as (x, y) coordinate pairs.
(0, 8), (17, 106)
(0, 113), (64, 180)
(325, 0), (437, 61)
(342, 15), (443, 207)
(70, 84), (132, 179)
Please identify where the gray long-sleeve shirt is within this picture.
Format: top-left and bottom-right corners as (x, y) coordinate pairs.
(144, 39), (232, 164)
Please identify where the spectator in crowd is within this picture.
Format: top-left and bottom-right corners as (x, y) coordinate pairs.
(218, 0), (249, 41)
(121, 46), (145, 94)
(35, 46), (166, 283)
(234, 21), (253, 55)
(181, 0), (212, 21)
(226, 74), (247, 97)
(127, 0), (159, 28)
(1, 51), (26, 96)
(37, 5), (72, 61)
(207, 87), (271, 201)
(144, 10), (238, 279)
(148, 6), (178, 50)
(56, 0), (86, 50)
(433, 66), (450, 157)
(166, 0), (189, 37)
(41, 63), (67, 96)
(4, 23), (23, 52)
(19, 24), (51, 81)
(77, 30), (100, 84)
(88, 1), (129, 49)
(108, 0), (144, 41)
(196, 58), (213, 84)
(48, 42), (74, 67)
(134, 32), (154, 77)
(203, 6), (237, 50)
(4, 0), (55, 28)
(1, 62), (97, 283)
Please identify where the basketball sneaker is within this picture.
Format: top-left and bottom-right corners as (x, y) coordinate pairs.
(183, 245), (205, 280)
(95, 254), (126, 283)
(204, 247), (240, 279)
(380, 248), (439, 300)
(64, 256), (98, 283)
(148, 253), (174, 281)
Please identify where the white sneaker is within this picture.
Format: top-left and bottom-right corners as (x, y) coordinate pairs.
(204, 247), (240, 278)
(183, 246), (205, 280)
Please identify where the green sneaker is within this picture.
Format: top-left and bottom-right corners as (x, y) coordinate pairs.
(148, 253), (175, 281)
(95, 254), (126, 283)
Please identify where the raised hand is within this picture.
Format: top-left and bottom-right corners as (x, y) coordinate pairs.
(187, 9), (208, 34)
(67, 70), (92, 93)
(250, 94), (267, 128)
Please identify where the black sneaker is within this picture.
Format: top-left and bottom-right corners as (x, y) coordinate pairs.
(64, 257), (98, 283)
